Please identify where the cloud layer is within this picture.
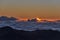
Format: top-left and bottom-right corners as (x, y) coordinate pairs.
(0, 16), (60, 31)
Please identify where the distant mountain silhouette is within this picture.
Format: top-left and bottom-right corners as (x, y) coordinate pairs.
(9, 17), (17, 21)
(0, 16), (17, 21)
(0, 16), (9, 21)
(27, 18), (37, 22)
(56, 20), (60, 22)
(0, 26), (60, 40)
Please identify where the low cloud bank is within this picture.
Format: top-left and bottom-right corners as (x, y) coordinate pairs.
(0, 16), (60, 31)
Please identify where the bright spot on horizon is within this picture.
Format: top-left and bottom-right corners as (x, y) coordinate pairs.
(36, 18), (42, 22)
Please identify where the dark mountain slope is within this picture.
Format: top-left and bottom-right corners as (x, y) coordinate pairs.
(0, 26), (60, 40)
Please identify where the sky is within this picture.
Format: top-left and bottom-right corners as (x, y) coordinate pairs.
(0, 0), (60, 19)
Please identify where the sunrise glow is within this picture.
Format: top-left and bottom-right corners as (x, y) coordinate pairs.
(36, 18), (42, 22)
(0, 0), (60, 19)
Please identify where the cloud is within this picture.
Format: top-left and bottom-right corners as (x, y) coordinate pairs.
(0, 16), (60, 31)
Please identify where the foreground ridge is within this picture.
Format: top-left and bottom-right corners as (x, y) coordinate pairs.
(0, 26), (60, 40)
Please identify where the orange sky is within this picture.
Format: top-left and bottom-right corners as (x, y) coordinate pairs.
(0, 0), (60, 20)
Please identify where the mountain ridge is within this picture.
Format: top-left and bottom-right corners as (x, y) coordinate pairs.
(0, 26), (60, 40)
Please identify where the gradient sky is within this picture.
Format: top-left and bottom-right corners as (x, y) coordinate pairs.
(0, 0), (60, 19)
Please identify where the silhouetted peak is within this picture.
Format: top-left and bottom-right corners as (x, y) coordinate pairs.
(0, 16), (17, 21)
(56, 20), (60, 22)
(0, 26), (13, 30)
(28, 18), (37, 22)
(9, 17), (17, 21)
(0, 16), (9, 21)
